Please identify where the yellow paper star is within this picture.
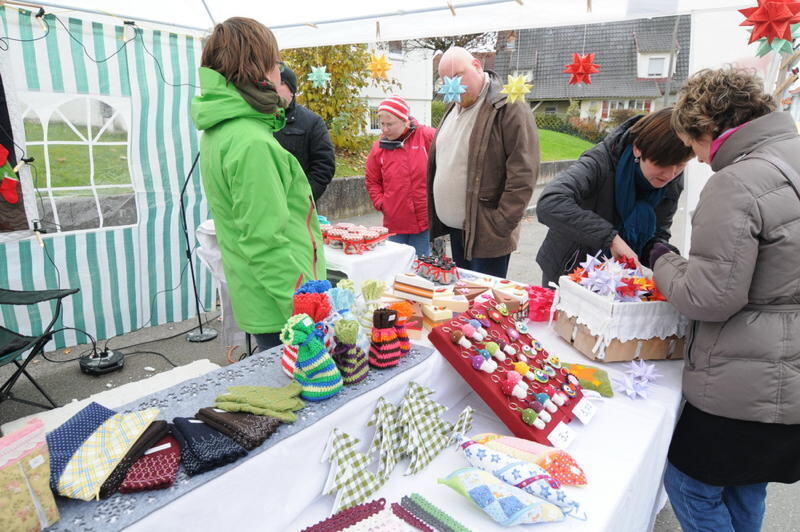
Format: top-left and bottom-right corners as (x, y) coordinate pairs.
(368, 54), (392, 80)
(500, 74), (533, 103)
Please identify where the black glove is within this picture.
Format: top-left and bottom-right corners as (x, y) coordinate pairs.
(648, 242), (679, 268)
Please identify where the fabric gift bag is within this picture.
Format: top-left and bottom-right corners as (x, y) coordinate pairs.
(118, 433), (182, 493)
(0, 418), (60, 531)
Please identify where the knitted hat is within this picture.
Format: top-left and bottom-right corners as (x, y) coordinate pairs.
(282, 314), (343, 401)
(279, 62), (297, 94)
(378, 95), (410, 121)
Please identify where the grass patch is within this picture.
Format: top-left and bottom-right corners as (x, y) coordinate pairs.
(23, 120), (131, 191)
(539, 129), (593, 161)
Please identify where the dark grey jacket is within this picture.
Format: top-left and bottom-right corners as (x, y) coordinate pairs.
(654, 112), (800, 425)
(535, 116), (683, 286)
(273, 102), (335, 202)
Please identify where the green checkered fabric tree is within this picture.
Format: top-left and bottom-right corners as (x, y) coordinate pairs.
(322, 429), (383, 512)
(399, 382), (452, 475)
(367, 397), (403, 480)
(449, 406), (475, 444)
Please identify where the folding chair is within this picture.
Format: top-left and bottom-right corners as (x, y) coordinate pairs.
(0, 287), (79, 410)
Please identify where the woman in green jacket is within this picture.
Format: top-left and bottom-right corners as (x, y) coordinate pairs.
(192, 17), (326, 351)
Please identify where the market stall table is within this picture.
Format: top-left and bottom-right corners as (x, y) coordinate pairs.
(324, 240), (416, 290)
(126, 321), (683, 532)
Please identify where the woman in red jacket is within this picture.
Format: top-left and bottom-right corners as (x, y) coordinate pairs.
(366, 96), (436, 256)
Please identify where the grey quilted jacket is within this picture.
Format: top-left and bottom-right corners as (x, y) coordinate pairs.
(654, 112), (800, 424)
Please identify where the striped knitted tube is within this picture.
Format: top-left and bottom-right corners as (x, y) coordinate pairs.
(388, 302), (414, 357)
(369, 308), (402, 368)
(281, 314), (343, 401)
(331, 320), (369, 385)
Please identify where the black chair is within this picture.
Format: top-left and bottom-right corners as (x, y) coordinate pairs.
(0, 287), (79, 410)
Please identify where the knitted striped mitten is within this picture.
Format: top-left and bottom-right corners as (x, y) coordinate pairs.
(281, 314), (343, 401)
(331, 319), (369, 385)
(369, 308), (402, 369)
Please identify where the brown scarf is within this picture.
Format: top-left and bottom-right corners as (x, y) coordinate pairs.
(235, 79), (287, 115)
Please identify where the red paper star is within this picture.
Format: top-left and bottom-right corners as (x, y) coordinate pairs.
(616, 278), (640, 299)
(563, 53), (600, 85)
(616, 256), (637, 270)
(740, 0), (800, 44)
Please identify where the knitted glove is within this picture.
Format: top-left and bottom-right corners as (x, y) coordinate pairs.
(648, 242), (678, 268)
(212, 401), (300, 423)
(216, 382), (305, 412)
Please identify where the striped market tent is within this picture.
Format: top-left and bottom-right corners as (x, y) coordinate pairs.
(0, 7), (214, 349)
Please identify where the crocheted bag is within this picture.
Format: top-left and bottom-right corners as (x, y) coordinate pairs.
(282, 314), (343, 401)
(369, 308), (402, 369)
(330, 320), (369, 385)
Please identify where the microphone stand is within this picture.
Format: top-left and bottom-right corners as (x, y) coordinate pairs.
(181, 152), (217, 342)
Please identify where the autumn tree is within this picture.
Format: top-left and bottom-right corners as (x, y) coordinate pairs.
(282, 44), (398, 153)
(404, 32), (496, 54)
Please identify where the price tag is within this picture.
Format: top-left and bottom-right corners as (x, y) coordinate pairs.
(547, 421), (576, 450)
(571, 397), (597, 425)
(29, 454), (44, 469)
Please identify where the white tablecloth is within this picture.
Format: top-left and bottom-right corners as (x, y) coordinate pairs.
(128, 322), (683, 532)
(324, 241), (416, 290)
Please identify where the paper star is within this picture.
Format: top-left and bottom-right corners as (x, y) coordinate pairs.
(500, 74), (533, 103)
(307, 66), (332, 88)
(563, 53), (601, 85)
(568, 267), (586, 283)
(580, 267), (623, 296)
(625, 360), (662, 384)
(740, 0), (800, 44)
(438, 75), (467, 103)
(614, 374), (649, 399)
(578, 253), (603, 272)
(368, 54), (392, 80)
(616, 278), (641, 300)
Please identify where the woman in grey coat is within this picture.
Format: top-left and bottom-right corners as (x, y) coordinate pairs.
(536, 108), (693, 286)
(653, 68), (800, 532)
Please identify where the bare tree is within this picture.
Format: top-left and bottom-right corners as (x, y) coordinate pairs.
(404, 32), (497, 54)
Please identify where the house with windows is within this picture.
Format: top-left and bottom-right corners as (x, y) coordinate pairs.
(494, 15), (690, 121)
(363, 42), (434, 133)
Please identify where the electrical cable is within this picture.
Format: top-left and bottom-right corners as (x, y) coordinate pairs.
(123, 350), (178, 367)
(40, 326), (97, 363)
(0, 8), (50, 51)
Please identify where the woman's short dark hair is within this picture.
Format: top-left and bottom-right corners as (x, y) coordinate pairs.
(671, 68), (776, 140)
(628, 108), (694, 167)
(201, 17), (279, 86)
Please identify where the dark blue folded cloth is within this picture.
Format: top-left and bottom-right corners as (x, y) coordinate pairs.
(172, 417), (247, 476)
(46, 401), (116, 491)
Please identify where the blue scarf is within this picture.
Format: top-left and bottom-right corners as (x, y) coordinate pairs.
(614, 145), (665, 256)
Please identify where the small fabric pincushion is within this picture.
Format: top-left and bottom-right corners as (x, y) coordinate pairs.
(439, 467), (564, 526)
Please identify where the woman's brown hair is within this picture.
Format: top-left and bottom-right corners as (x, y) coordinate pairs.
(671, 67), (775, 140)
(201, 17), (280, 85)
(628, 107), (694, 167)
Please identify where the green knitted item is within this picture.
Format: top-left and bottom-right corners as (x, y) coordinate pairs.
(337, 279), (356, 291)
(361, 280), (385, 302)
(334, 319), (359, 345)
(214, 381), (305, 422)
(213, 401), (300, 423)
(283, 314), (343, 401)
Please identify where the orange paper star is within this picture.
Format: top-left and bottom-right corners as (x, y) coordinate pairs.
(563, 53), (600, 85)
(368, 53), (392, 80)
(568, 267), (586, 283)
(740, 0), (800, 44)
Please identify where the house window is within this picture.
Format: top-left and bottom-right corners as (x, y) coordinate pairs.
(544, 106), (557, 115)
(369, 106), (380, 131)
(601, 100), (610, 120)
(645, 100), (652, 112)
(388, 41), (403, 58)
(22, 95), (135, 232)
(648, 57), (666, 77)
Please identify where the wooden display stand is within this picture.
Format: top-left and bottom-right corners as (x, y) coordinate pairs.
(428, 299), (586, 446)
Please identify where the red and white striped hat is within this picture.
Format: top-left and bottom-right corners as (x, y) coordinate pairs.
(378, 95), (410, 121)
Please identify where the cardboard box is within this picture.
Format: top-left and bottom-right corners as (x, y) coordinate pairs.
(554, 310), (684, 363)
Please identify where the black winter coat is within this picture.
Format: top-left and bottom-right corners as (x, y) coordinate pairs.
(273, 102), (336, 202)
(535, 115), (684, 286)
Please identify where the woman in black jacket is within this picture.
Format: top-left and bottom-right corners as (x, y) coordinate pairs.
(536, 108), (694, 286)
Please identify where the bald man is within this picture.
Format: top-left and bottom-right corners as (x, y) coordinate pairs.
(427, 47), (539, 277)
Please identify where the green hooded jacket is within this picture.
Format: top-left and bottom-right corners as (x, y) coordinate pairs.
(191, 67), (326, 334)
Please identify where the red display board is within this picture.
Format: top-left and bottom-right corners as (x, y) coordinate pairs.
(428, 298), (584, 445)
